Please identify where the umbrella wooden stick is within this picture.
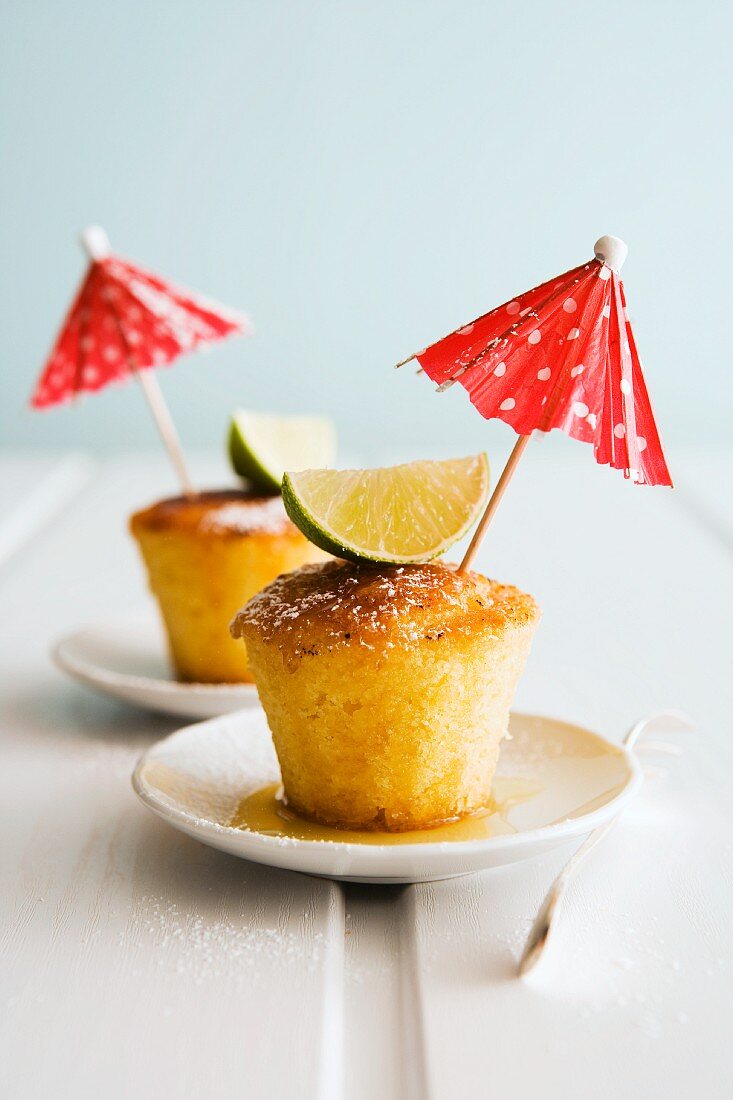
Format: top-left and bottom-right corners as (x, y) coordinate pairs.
(135, 369), (194, 497)
(459, 433), (532, 572)
(79, 227), (194, 497)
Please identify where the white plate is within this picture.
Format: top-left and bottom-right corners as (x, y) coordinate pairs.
(132, 709), (643, 883)
(53, 611), (259, 720)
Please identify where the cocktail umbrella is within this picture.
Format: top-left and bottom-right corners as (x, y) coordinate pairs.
(30, 227), (251, 494)
(396, 235), (671, 570)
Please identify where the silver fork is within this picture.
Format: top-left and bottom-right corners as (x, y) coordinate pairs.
(518, 709), (695, 979)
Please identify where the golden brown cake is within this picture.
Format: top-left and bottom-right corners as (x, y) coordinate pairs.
(230, 559), (540, 830)
(130, 490), (327, 684)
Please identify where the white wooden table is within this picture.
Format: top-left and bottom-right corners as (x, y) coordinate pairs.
(1, 446), (731, 1099)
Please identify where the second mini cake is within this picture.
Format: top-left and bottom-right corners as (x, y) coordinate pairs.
(231, 559), (539, 830)
(131, 490), (326, 684)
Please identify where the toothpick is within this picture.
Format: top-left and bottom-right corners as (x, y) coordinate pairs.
(136, 369), (194, 497)
(459, 434), (532, 572)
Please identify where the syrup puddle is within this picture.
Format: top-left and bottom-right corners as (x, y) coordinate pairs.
(229, 777), (542, 844)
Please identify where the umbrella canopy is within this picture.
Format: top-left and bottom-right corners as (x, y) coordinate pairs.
(405, 236), (671, 489)
(31, 227), (250, 410)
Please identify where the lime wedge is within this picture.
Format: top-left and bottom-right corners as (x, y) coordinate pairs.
(228, 410), (337, 492)
(282, 454), (490, 563)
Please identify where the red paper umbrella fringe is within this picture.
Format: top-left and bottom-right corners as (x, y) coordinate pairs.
(415, 253), (671, 487)
(31, 249), (249, 410)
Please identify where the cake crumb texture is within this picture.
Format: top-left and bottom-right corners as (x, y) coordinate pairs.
(233, 560), (539, 829)
(130, 491), (326, 684)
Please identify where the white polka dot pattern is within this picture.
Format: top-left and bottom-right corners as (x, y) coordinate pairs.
(29, 250), (250, 411)
(406, 249), (672, 487)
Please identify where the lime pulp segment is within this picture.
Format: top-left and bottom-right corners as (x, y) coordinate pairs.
(282, 454), (490, 564)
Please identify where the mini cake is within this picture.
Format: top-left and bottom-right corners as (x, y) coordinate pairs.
(130, 490), (326, 684)
(230, 559), (539, 830)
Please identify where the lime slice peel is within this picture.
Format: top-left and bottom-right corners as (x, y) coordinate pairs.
(229, 410), (337, 493)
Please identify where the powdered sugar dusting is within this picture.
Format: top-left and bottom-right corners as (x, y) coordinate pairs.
(131, 489), (292, 537)
(231, 559), (538, 653)
(201, 496), (289, 535)
(138, 896), (324, 986)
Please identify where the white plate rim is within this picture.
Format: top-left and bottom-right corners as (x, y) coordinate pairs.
(131, 711), (644, 862)
(52, 614), (259, 701)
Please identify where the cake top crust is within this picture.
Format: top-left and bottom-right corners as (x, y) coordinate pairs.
(231, 558), (539, 652)
(130, 489), (294, 537)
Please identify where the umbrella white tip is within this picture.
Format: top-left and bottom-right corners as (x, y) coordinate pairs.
(594, 235), (628, 273)
(80, 226), (111, 262)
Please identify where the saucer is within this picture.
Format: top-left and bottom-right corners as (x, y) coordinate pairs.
(132, 709), (642, 883)
(53, 611), (259, 720)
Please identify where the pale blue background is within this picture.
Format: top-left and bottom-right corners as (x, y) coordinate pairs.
(2, 0), (731, 467)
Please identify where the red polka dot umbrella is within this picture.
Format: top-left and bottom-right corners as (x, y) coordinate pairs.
(30, 227), (251, 493)
(396, 235), (672, 570)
